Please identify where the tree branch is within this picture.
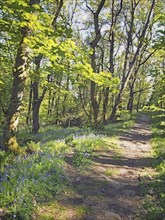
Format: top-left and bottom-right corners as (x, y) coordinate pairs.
(139, 49), (157, 66)
(115, 0), (123, 18)
(52, 0), (63, 27)
(85, 0), (94, 14)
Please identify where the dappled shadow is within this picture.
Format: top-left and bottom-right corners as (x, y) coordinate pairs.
(59, 166), (143, 220)
(92, 155), (154, 168)
(63, 152), (152, 219)
(25, 114), (155, 219)
(61, 115), (155, 219)
(118, 115), (152, 144)
(119, 130), (152, 144)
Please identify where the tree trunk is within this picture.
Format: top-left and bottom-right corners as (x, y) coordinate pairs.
(109, 91), (121, 121)
(32, 0), (64, 131)
(127, 79), (135, 113)
(102, 87), (110, 124)
(32, 80), (47, 133)
(91, 81), (99, 127)
(136, 92), (142, 112)
(26, 81), (33, 125)
(62, 77), (69, 116)
(127, 89), (134, 113)
(32, 56), (42, 133)
(2, 0), (40, 151)
(47, 90), (52, 116)
(3, 34), (30, 151)
(109, 0), (155, 121)
(102, 0), (122, 124)
(86, 0), (106, 127)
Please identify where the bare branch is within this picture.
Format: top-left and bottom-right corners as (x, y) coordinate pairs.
(139, 49), (157, 66)
(115, 0), (123, 18)
(85, 0), (94, 14)
(133, 85), (154, 95)
(52, 0), (63, 27)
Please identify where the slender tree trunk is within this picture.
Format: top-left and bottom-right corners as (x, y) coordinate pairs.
(50, 92), (56, 114)
(102, 87), (110, 124)
(109, 91), (122, 121)
(26, 81), (33, 125)
(127, 78), (136, 113)
(32, 0), (64, 131)
(32, 79), (47, 133)
(87, 0), (106, 127)
(47, 90), (52, 116)
(32, 56), (42, 133)
(62, 77), (69, 116)
(55, 93), (60, 124)
(102, 0), (122, 124)
(79, 86), (92, 124)
(127, 88), (134, 113)
(91, 80), (99, 127)
(109, 0), (155, 121)
(136, 92), (142, 112)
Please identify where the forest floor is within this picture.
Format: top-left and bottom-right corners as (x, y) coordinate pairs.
(36, 115), (156, 220)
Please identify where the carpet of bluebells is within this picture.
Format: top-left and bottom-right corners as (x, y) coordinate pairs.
(0, 128), (106, 219)
(0, 149), (65, 219)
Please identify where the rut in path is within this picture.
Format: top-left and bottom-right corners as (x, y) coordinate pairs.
(63, 115), (154, 220)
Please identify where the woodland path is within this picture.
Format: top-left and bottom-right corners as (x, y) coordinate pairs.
(56, 115), (155, 220)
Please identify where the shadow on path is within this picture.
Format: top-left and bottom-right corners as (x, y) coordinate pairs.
(92, 155), (154, 168)
(61, 115), (154, 219)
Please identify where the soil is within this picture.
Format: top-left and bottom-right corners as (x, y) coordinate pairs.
(61, 115), (155, 220)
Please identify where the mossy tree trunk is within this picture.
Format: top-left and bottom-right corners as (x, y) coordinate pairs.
(3, 33), (30, 152)
(2, 0), (40, 152)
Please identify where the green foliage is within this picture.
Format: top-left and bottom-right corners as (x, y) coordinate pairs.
(102, 119), (135, 136)
(71, 135), (106, 169)
(142, 111), (165, 219)
(116, 109), (131, 121)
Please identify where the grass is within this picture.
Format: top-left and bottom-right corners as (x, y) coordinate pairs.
(35, 201), (91, 220)
(141, 110), (165, 220)
(100, 119), (135, 137)
(0, 116), (136, 219)
(104, 168), (119, 176)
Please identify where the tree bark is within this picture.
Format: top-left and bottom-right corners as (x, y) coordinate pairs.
(32, 55), (46, 133)
(26, 81), (33, 125)
(2, 0), (40, 151)
(127, 85), (134, 113)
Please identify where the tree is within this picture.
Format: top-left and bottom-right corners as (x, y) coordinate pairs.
(2, 0), (40, 151)
(109, 0), (156, 121)
(31, 0), (64, 133)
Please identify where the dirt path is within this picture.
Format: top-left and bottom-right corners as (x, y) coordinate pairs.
(60, 115), (154, 220)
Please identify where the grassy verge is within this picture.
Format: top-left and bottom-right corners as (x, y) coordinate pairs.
(142, 110), (165, 220)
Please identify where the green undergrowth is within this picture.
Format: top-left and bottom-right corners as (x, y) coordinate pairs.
(142, 110), (165, 220)
(0, 117), (135, 219)
(0, 147), (66, 219)
(101, 119), (135, 136)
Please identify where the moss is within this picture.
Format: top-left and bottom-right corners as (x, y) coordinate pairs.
(8, 136), (24, 155)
